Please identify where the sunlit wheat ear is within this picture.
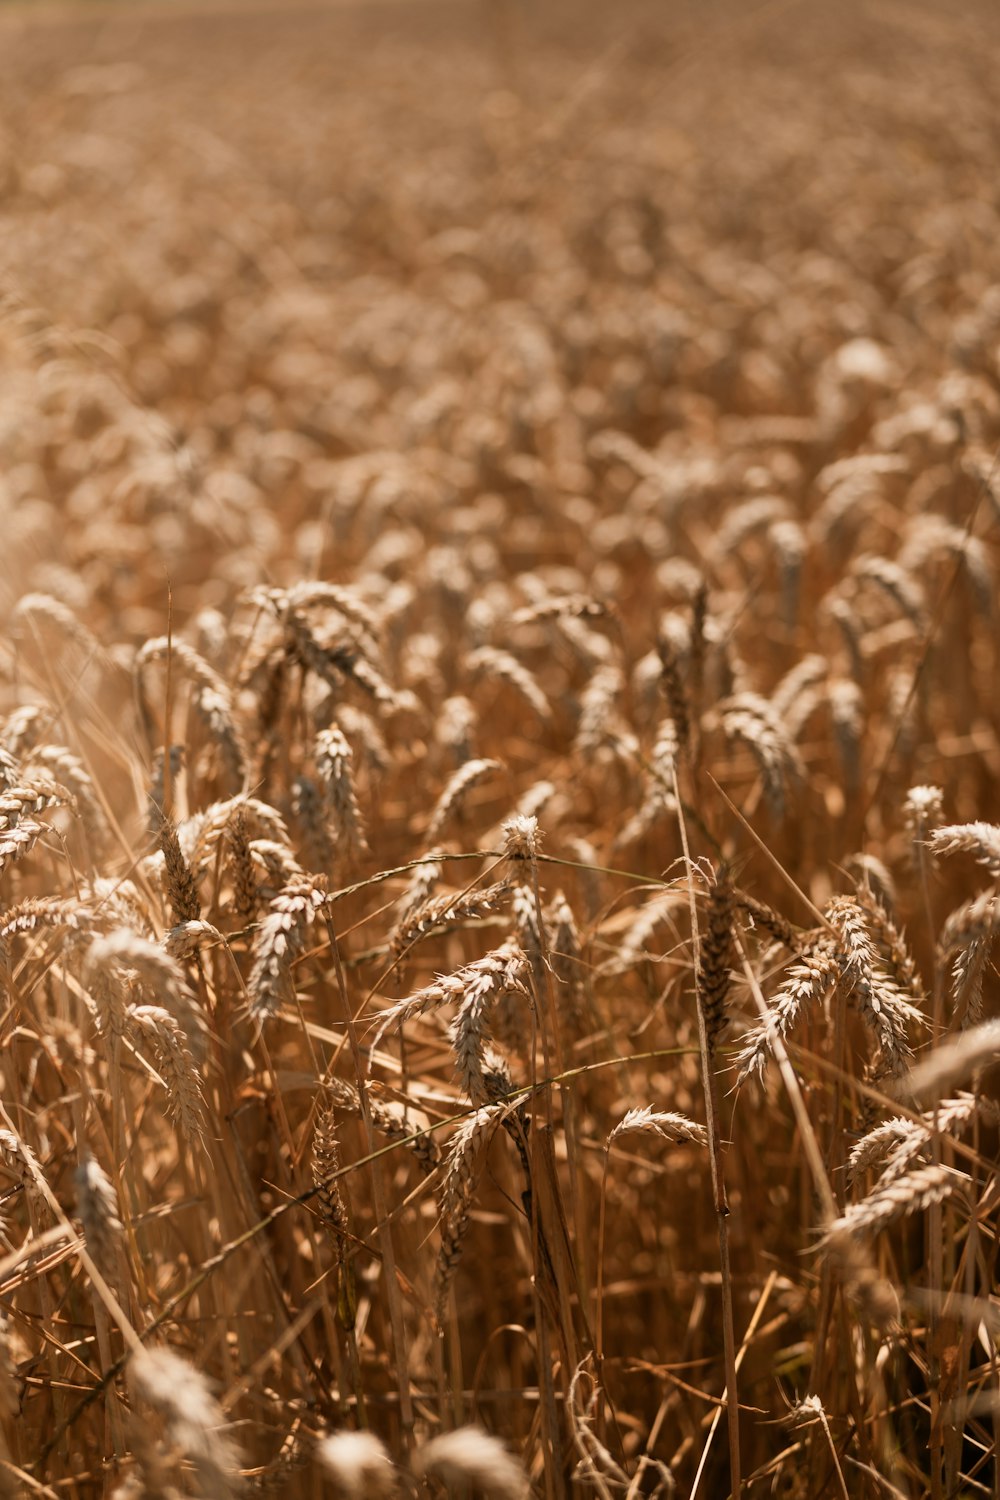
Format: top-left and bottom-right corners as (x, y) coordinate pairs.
(0, 1312), (23, 1427)
(823, 588), (865, 680)
(426, 756), (502, 842)
(12, 592), (111, 674)
(928, 822), (1000, 878)
(511, 593), (609, 627)
(903, 783), (944, 854)
(847, 1118), (918, 1183)
(288, 581), (383, 648)
(135, 633), (232, 705)
(713, 495), (791, 564)
(721, 692), (803, 819)
(0, 769), (76, 877)
(607, 1107), (708, 1149)
(26, 744), (110, 857)
(390, 879), (510, 955)
(139, 638), (246, 791)
(846, 851), (897, 911)
(821, 1163), (962, 1244)
(449, 951), (530, 1106)
(511, 881), (542, 966)
(575, 663), (637, 764)
(546, 889), (585, 1030)
(938, 888), (1000, 1024)
(888, 1095), (995, 1184)
(317, 1430), (398, 1499)
(0, 703), (50, 758)
(312, 1105), (349, 1244)
(325, 1076), (441, 1173)
(0, 768), (73, 826)
(315, 726), (369, 859)
(187, 796), (291, 879)
(851, 553), (928, 631)
(374, 942), (529, 1066)
(604, 891), (685, 976)
(82, 940), (130, 1038)
(260, 587), (398, 709)
(950, 938), (991, 1028)
(164, 918), (225, 962)
(848, 1093), (987, 1187)
(899, 515), (994, 617)
(769, 517), (806, 626)
(133, 1347), (242, 1500)
(87, 927), (208, 1059)
(190, 683), (247, 792)
(617, 716), (678, 848)
(466, 645), (551, 721)
(334, 703), (389, 776)
(388, 848), (443, 951)
(825, 896), (912, 1073)
(248, 838), (304, 895)
(501, 812), (541, 870)
(0, 1129), (45, 1215)
(854, 887), (922, 1015)
(248, 878), (327, 1022)
(827, 676), (864, 790)
(1, 892), (95, 967)
(415, 1427), (530, 1500)
(736, 938), (841, 1084)
(437, 693), (478, 764)
(771, 653), (827, 737)
(0, 817), (47, 876)
(128, 1006), (205, 1142)
(76, 1155), (123, 1286)
(435, 1103), (506, 1322)
(903, 1018), (1000, 1104)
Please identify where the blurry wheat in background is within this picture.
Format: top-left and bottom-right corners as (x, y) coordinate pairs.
(0, 0), (999, 1494)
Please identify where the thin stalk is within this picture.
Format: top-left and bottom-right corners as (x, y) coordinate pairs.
(322, 908), (414, 1437)
(916, 830), (943, 1500)
(673, 768), (740, 1499)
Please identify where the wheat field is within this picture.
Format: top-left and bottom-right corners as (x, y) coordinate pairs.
(1, 0), (1000, 1495)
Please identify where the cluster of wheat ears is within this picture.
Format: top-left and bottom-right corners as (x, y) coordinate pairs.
(1, 0), (1000, 1496)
